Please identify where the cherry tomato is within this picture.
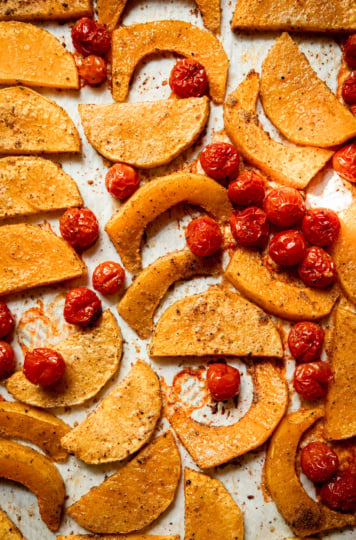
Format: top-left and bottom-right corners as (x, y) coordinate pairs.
(64, 287), (102, 326)
(0, 302), (14, 338)
(344, 34), (356, 69)
(301, 442), (339, 483)
(169, 59), (208, 98)
(60, 207), (99, 250)
(264, 187), (305, 227)
(230, 207), (270, 248)
(333, 142), (356, 183)
(302, 208), (341, 247)
(71, 17), (111, 57)
(0, 341), (15, 379)
(77, 55), (107, 85)
(342, 71), (356, 105)
(288, 321), (325, 363)
(105, 163), (140, 200)
(185, 216), (222, 256)
(23, 348), (65, 386)
(92, 261), (125, 295)
(200, 143), (240, 183)
(207, 363), (241, 401)
(293, 362), (333, 401)
(268, 230), (306, 266)
(352, 104), (356, 116)
(227, 170), (265, 206)
(320, 471), (356, 512)
(298, 246), (336, 288)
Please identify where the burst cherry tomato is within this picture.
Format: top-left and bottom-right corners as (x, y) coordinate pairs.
(0, 342), (15, 379)
(302, 208), (341, 247)
(227, 170), (265, 206)
(230, 207), (270, 248)
(344, 34), (356, 69)
(71, 17), (111, 57)
(301, 442), (339, 483)
(60, 207), (99, 250)
(92, 261), (125, 295)
(320, 471), (356, 512)
(0, 302), (14, 338)
(298, 246), (336, 288)
(268, 230), (306, 266)
(207, 363), (241, 401)
(169, 59), (208, 98)
(293, 362), (333, 401)
(64, 287), (102, 326)
(264, 187), (305, 227)
(342, 71), (356, 105)
(185, 216), (222, 256)
(288, 321), (325, 363)
(105, 163), (140, 200)
(77, 55), (107, 85)
(23, 348), (65, 386)
(333, 142), (356, 183)
(200, 143), (240, 183)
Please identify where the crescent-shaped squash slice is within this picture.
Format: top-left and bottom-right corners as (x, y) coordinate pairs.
(225, 246), (339, 321)
(79, 97), (209, 168)
(0, 401), (70, 461)
(0, 224), (86, 296)
(266, 408), (356, 536)
(6, 310), (122, 408)
(0, 440), (65, 531)
(0, 1), (92, 21)
(61, 360), (161, 464)
(150, 287), (283, 358)
(0, 86), (80, 154)
(58, 536), (179, 540)
(67, 431), (181, 534)
(118, 250), (221, 339)
(185, 468), (244, 540)
(168, 360), (287, 468)
(105, 173), (232, 273)
(0, 156), (82, 220)
(112, 21), (228, 103)
(261, 33), (356, 148)
(0, 508), (24, 539)
(0, 22), (78, 89)
(223, 72), (333, 189)
(331, 201), (356, 305)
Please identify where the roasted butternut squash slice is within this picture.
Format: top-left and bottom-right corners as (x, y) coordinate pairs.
(331, 201), (356, 305)
(105, 173), (232, 273)
(223, 72), (333, 189)
(0, 508), (24, 539)
(112, 21), (228, 103)
(58, 535), (179, 540)
(0, 0), (92, 21)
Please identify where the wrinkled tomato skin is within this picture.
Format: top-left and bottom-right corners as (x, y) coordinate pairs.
(342, 71), (356, 105)
(207, 363), (241, 401)
(333, 142), (356, 183)
(23, 348), (65, 386)
(0, 341), (15, 379)
(268, 230), (307, 266)
(200, 143), (240, 183)
(64, 287), (102, 326)
(105, 163), (140, 200)
(71, 17), (111, 57)
(227, 170), (265, 206)
(298, 246), (336, 288)
(344, 34), (356, 69)
(169, 59), (208, 98)
(264, 187), (305, 227)
(288, 321), (325, 363)
(60, 207), (99, 250)
(302, 208), (341, 247)
(92, 261), (125, 295)
(230, 207), (270, 248)
(293, 362), (333, 401)
(77, 55), (107, 85)
(320, 471), (356, 512)
(301, 442), (339, 483)
(185, 216), (222, 257)
(0, 302), (14, 338)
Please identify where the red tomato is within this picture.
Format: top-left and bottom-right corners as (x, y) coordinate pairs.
(169, 59), (208, 98)
(264, 187), (305, 227)
(227, 170), (265, 206)
(77, 55), (107, 85)
(71, 17), (111, 57)
(200, 143), (240, 183)
(301, 442), (339, 483)
(185, 216), (222, 256)
(0, 302), (14, 338)
(342, 71), (356, 105)
(288, 321), (325, 363)
(333, 142), (356, 183)
(320, 471), (356, 512)
(64, 287), (102, 326)
(230, 207), (270, 248)
(60, 207), (99, 250)
(23, 348), (65, 386)
(268, 230), (306, 266)
(0, 341), (15, 379)
(105, 163), (140, 200)
(298, 246), (336, 288)
(207, 363), (241, 401)
(302, 208), (341, 247)
(92, 261), (125, 295)
(344, 34), (356, 69)
(293, 362), (333, 401)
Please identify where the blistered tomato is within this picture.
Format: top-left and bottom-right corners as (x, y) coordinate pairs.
(301, 442), (339, 483)
(264, 187), (305, 227)
(344, 34), (356, 69)
(77, 55), (107, 85)
(228, 170), (265, 206)
(207, 363), (241, 401)
(92, 261), (125, 295)
(105, 163), (140, 200)
(302, 208), (341, 247)
(0, 302), (14, 338)
(71, 17), (111, 56)
(23, 348), (65, 386)
(185, 216), (222, 256)
(341, 71), (356, 105)
(0, 341), (15, 379)
(293, 362), (333, 401)
(230, 207), (270, 248)
(60, 207), (99, 250)
(268, 230), (306, 266)
(64, 287), (102, 326)
(200, 143), (240, 183)
(169, 59), (208, 98)
(288, 321), (325, 363)
(320, 471), (356, 512)
(333, 142), (356, 183)
(298, 246), (336, 288)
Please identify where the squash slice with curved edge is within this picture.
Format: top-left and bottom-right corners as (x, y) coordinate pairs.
(6, 310), (122, 408)
(223, 72), (333, 189)
(266, 408), (356, 536)
(58, 536), (179, 540)
(261, 33), (356, 148)
(61, 360), (161, 464)
(0, 224), (85, 296)
(112, 21), (228, 103)
(168, 360), (287, 468)
(0, 22), (78, 89)
(105, 173), (232, 273)
(225, 246), (339, 321)
(185, 468), (244, 540)
(0, 1), (92, 21)
(79, 96), (209, 168)
(150, 287), (283, 358)
(67, 431), (181, 534)
(118, 250), (221, 339)
(0, 156), (82, 220)
(0, 401), (70, 461)
(0, 508), (24, 539)
(0, 439), (65, 531)
(331, 201), (356, 305)
(0, 86), (81, 154)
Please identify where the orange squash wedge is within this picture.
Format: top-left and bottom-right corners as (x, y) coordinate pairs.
(58, 536), (179, 540)
(0, 508), (24, 539)
(0, 0), (92, 21)
(331, 201), (356, 305)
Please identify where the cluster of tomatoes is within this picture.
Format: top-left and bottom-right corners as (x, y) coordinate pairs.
(341, 34), (356, 111)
